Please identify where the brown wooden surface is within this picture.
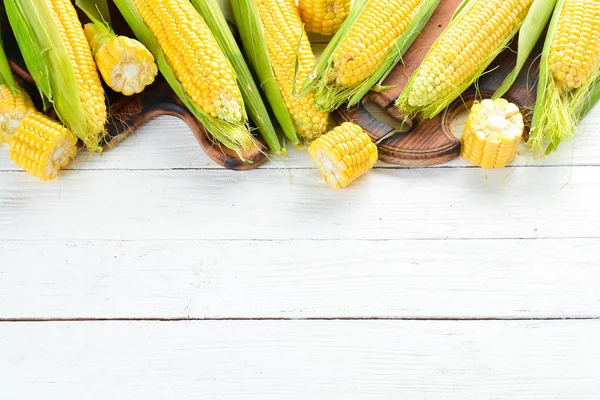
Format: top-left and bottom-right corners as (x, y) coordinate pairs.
(337, 0), (540, 166)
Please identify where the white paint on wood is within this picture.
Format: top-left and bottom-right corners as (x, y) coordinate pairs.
(1, 239), (599, 319)
(1, 320), (599, 399)
(1, 167), (599, 240)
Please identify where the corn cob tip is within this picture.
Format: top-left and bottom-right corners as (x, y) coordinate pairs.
(0, 84), (36, 144)
(298, 0), (351, 36)
(9, 112), (78, 180)
(85, 24), (158, 96)
(461, 98), (524, 169)
(309, 122), (378, 188)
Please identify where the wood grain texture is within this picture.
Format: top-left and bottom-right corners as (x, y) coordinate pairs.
(1, 320), (599, 399)
(1, 167), (599, 241)
(1, 239), (599, 319)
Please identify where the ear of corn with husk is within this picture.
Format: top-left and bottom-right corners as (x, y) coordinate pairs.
(188, 0), (284, 153)
(529, 0), (600, 155)
(232, 0), (328, 142)
(76, 0), (158, 96)
(112, 0), (260, 159)
(301, 0), (441, 112)
(396, 0), (537, 119)
(4, 0), (107, 152)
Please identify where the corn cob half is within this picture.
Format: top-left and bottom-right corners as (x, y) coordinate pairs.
(0, 84), (35, 144)
(298, 0), (351, 36)
(114, 0), (258, 158)
(5, 0), (108, 152)
(84, 23), (158, 96)
(396, 0), (535, 119)
(309, 122), (378, 188)
(301, 0), (440, 112)
(530, 0), (600, 154)
(232, 0), (329, 141)
(461, 99), (524, 169)
(9, 111), (78, 180)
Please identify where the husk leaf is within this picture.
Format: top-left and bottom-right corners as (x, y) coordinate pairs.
(230, 0), (299, 146)
(0, 21), (17, 91)
(494, 0), (557, 98)
(113, 0), (258, 159)
(190, 0), (284, 153)
(76, 0), (112, 28)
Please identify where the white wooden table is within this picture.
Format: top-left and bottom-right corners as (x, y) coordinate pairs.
(1, 3), (600, 397)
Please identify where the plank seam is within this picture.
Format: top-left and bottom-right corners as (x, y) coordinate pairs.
(1, 317), (599, 322)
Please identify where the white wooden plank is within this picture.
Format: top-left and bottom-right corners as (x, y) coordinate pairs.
(1, 104), (599, 171)
(1, 167), (598, 240)
(1, 320), (598, 399)
(1, 239), (598, 319)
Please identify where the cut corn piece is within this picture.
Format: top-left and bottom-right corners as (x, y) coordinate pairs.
(397, 0), (534, 118)
(0, 84), (35, 143)
(84, 23), (158, 96)
(133, 0), (243, 124)
(461, 99), (524, 169)
(309, 122), (378, 188)
(9, 111), (78, 180)
(548, 0), (600, 91)
(298, 0), (351, 36)
(255, 0), (329, 139)
(330, 0), (423, 87)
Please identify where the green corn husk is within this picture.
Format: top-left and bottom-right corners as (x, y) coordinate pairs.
(396, 0), (549, 119)
(189, 0), (284, 153)
(0, 21), (17, 91)
(529, 0), (600, 155)
(4, 0), (107, 152)
(113, 0), (260, 160)
(230, 0), (300, 146)
(299, 0), (441, 112)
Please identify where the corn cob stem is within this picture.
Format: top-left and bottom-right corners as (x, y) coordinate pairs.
(298, 0), (351, 36)
(84, 23), (158, 96)
(0, 84), (35, 143)
(9, 111), (78, 180)
(309, 122), (378, 188)
(461, 99), (524, 169)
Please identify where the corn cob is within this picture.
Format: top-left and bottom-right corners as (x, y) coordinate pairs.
(548, 0), (600, 91)
(331, 0), (422, 86)
(0, 84), (35, 143)
(9, 111), (78, 180)
(529, 0), (600, 153)
(298, 0), (351, 36)
(301, 0), (440, 112)
(254, 0), (329, 140)
(396, 0), (534, 119)
(309, 122), (378, 188)
(133, 0), (243, 124)
(461, 99), (524, 169)
(5, 0), (108, 152)
(84, 23), (158, 96)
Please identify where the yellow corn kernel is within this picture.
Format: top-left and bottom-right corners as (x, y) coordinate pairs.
(461, 98), (524, 169)
(331, 0), (423, 86)
(257, 0), (329, 139)
(298, 0), (351, 36)
(49, 0), (107, 136)
(309, 122), (378, 188)
(9, 112), (78, 181)
(84, 23), (158, 96)
(548, 0), (600, 91)
(133, 0), (243, 124)
(406, 0), (533, 111)
(0, 84), (35, 143)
